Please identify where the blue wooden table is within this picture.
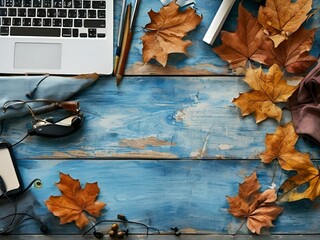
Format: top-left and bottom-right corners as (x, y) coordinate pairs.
(1, 0), (320, 239)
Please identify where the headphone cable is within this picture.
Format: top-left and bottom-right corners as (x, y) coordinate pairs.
(0, 178), (44, 235)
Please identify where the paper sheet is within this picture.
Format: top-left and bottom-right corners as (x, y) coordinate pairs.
(160, 0), (196, 7)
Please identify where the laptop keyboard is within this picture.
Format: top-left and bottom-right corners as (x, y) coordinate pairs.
(0, 0), (107, 38)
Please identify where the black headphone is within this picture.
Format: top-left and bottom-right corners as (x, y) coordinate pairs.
(0, 99), (82, 234)
(2, 100), (84, 138)
(28, 112), (84, 138)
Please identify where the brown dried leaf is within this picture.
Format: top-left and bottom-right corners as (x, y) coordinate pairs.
(45, 173), (106, 229)
(258, 0), (312, 47)
(253, 27), (317, 73)
(141, 1), (202, 66)
(233, 64), (297, 123)
(213, 4), (267, 68)
(227, 172), (283, 234)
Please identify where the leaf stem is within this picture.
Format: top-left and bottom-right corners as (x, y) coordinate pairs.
(82, 210), (97, 233)
(233, 218), (246, 236)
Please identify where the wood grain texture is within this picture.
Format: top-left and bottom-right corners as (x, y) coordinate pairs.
(2, 76), (318, 160)
(120, 0), (320, 76)
(6, 235), (320, 240)
(0, 159), (319, 236)
(1, 0), (320, 238)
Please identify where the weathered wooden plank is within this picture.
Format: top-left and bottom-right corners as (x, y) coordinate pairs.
(1, 1), (319, 239)
(2, 76), (318, 160)
(119, 0), (320, 75)
(1, 160), (320, 236)
(4, 235), (320, 240)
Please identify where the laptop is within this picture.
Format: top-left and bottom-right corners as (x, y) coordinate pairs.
(0, 0), (113, 75)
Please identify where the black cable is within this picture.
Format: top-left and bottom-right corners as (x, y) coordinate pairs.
(11, 133), (30, 148)
(0, 194), (18, 235)
(1, 213), (45, 234)
(4, 217), (35, 234)
(82, 218), (160, 237)
(19, 178), (40, 195)
(26, 75), (50, 99)
(0, 179), (44, 235)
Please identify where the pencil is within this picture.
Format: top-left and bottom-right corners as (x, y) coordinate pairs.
(116, 0), (140, 86)
(113, 0), (127, 74)
(115, 3), (132, 86)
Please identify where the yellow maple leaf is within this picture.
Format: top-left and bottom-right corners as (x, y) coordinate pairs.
(45, 173), (106, 229)
(257, 0), (313, 47)
(278, 155), (320, 202)
(259, 123), (320, 202)
(260, 122), (310, 170)
(141, 1), (202, 66)
(233, 64), (297, 123)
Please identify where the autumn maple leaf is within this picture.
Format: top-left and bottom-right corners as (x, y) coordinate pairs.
(227, 172), (283, 234)
(259, 123), (320, 202)
(233, 64), (297, 123)
(257, 0), (312, 47)
(45, 173), (106, 229)
(260, 122), (310, 170)
(278, 156), (320, 202)
(254, 27), (317, 73)
(213, 4), (267, 69)
(141, 1), (202, 67)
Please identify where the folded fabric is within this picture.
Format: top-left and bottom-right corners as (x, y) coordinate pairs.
(288, 61), (320, 145)
(0, 74), (99, 120)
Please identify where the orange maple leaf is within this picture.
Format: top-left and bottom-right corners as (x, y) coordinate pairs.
(213, 4), (267, 69)
(260, 122), (310, 170)
(227, 172), (283, 234)
(45, 173), (106, 229)
(254, 27), (317, 73)
(233, 64), (297, 123)
(141, 1), (202, 67)
(257, 0), (312, 47)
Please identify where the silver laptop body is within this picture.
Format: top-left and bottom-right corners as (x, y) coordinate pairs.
(0, 0), (113, 75)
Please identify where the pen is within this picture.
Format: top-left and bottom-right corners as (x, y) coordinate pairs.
(114, 0), (127, 74)
(116, 0), (140, 86)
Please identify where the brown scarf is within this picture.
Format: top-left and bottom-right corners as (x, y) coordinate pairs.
(289, 61), (320, 145)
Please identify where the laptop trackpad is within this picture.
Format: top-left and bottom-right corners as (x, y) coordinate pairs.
(14, 42), (62, 69)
